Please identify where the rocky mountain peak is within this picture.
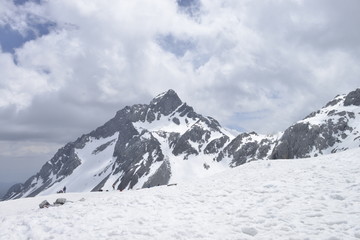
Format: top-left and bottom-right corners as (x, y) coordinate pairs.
(150, 89), (183, 116)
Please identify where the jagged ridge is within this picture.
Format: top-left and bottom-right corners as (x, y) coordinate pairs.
(3, 88), (360, 201)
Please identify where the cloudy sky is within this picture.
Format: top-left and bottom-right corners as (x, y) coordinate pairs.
(1, 0), (360, 183)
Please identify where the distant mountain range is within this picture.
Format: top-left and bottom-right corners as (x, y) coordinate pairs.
(3, 88), (360, 201)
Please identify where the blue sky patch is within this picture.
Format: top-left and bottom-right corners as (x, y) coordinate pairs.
(157, 34), (195, 57)
(177, 0), (201, 18)
(0, 25), (30, 54)
(0, 21), (55, 54)
(13, 0), (41, 6)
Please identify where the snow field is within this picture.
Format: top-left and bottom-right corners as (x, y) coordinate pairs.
(1, 148), (360, 240)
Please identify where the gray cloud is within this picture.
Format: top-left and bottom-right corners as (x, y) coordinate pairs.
(1, 0), (360, 183)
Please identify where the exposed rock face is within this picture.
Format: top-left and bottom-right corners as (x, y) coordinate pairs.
(271, 123), (320, 159)
(218, 132), (276, 166)
(114, 130), (164, 191)
(149, 89), (183, 116)
(3, 88), (360, 201)
(142, 159), (171, 188)
(204, 136), (230, 154)
(344, 88), (360, 106)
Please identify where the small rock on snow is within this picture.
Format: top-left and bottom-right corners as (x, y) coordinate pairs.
(241, 227), (258, 236)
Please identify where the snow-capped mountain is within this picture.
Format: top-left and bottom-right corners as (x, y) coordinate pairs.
(3, 90), (237, 200)
(271, 88), (360, 159)
(3, 88), (360, 201)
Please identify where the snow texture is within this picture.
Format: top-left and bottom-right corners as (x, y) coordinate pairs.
(1, 148), (359, 240)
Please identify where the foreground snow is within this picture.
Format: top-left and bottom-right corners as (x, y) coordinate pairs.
(1, 149), (360, 240)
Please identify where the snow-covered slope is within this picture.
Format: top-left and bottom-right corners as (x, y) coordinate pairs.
(1, 148), (359, 239)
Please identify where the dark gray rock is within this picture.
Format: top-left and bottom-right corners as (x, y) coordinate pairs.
(146, 109), (156, 123)
(348, 112), (355, 119)
(204, 136), (229, 154)
(327, 111), (355, 119)
(91, 104), (149, 140)
(172, 124), (210, 157)
(113, 122), (139, 158)
(114, 130), (164, 191)
(327, 110), (336, 116)
(168, 132), (181, 149)
(203, 116), (222, 131)
(325, 95), (342, 107)
(231, 142), (260, 166)
(172, 117), (180, 125)
(337, 111), (347, 117)
(176, 103), (197, 118)
(39, 200), (50, 208)
(126, 104), (149, 122)
(217, 132), (275, 166)
(54, 198), (66, 205)
(344, 88), (360, 106)
(271, 123), (316, 159)
(172, 113), (226, 158)
(149, 89), (183, 116)
(257, 139), (272, 159)
(203, 163), (210, 170)
(142, 159), (171, 188)
(270, 118), (350, 159)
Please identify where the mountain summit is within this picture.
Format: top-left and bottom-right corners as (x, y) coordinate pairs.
(3, 89), (360, 200)
(149, 89), (183, 116)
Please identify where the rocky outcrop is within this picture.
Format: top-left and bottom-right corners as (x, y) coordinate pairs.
(344, 88), (360, 106)
(142, 159), (171, 188)
(218, 132), (276, 166)
(115, 130), (164, 191)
